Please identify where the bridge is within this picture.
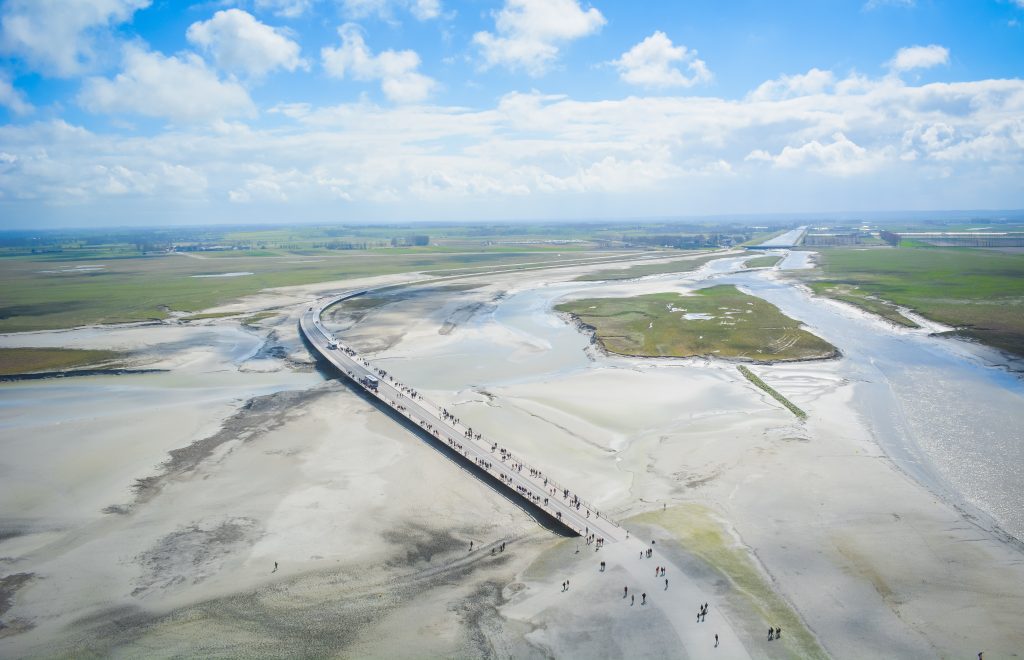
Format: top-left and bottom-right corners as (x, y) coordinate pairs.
(299, 292), (625, 543)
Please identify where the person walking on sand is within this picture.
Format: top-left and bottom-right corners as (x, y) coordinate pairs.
(624, 586), (628, 598)
(665, 578), (668, 590)
(768, 627), (774, 641)
(641, 593), (646, 605)
(631, 595), (634, 606)
(715, 634), (719, 648)
(469, 541), (473, 551)
(775, 626), (781, 639)
(273, 561), (278, 572)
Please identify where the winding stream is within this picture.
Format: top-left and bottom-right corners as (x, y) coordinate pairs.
(376, 252), (1024, 542)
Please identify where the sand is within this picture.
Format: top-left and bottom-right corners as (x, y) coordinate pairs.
(1, 256), (1023, 657)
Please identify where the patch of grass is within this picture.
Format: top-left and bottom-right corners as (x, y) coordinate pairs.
(0, 347), (124, 375)
(738, 365), (806, 419)
(240, 311), (279, 325)
(805, 282), (918, 328)
(556, 285), (836, 361)
(800, 247), (1024, 356)
(744, 255), (782, 269)
(180, 311), (240, 321)
(630, 505), (826, 659)
(574, 252), (722, 281)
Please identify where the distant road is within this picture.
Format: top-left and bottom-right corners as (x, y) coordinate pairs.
(300, 296), (625, 543)
(749, 226), (807, 249)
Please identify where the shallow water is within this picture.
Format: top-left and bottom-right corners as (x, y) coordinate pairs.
(365, 250), (1024, 541)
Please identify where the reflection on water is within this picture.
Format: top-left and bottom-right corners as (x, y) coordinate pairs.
(363, 250), (1024, 541)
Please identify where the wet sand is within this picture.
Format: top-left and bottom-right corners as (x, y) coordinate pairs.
(1, 259), (1023, 657)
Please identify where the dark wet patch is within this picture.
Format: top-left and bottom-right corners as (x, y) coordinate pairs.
(0, 572), (35, 637)
(132, 517), (262, 597)
(382, 524), (465, 567)
(123, 387), (331, 510)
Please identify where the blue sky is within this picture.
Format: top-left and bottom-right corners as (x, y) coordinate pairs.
(0, 0), (1022, 227)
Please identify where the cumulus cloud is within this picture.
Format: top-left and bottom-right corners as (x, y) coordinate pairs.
(77, 46), (257, 123)
(748, 68), (834, 101)
(888, 44), (950, 73)
(765, 132), (879, 176)
(0, 74), (33, 115)
(321, 24), (437, 103)
(612, 32), (711, 89)
(339, 0), (442, 21)
(187, 9), (306, 78)
(473, 0), (605, 76)
(0, 0), (150, 77)
(5, 70), (1024, 220)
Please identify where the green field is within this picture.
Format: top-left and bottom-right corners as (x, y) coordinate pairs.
(0, 249), (635, 332)
(573, 252), (723, 281)
(743, 255), (782, 269)
(556, 285), (836, 361)
(0, 347), (124, 376)
(800, 248), (1024, 356)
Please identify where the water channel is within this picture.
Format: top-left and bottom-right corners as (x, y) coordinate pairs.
(375, 251), (1024, 542)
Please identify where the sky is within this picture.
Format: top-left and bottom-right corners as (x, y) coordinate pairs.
(0, 0), (1022, 228)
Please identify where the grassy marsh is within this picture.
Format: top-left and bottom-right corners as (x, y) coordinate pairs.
(557, 285), (836, 361)
(800, 248), (1024, 356)
(0, 347), (125, 376)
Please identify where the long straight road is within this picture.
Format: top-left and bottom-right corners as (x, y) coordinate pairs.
(300, 296), (625, 543)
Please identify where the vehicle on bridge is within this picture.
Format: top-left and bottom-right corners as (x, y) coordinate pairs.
(360, 375), (379, 390)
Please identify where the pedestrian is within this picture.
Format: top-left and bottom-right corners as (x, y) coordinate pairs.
(624, 586), (628, 598)
(665, 578), (668, 590)
(655, 566), (659, 577)
(768, 627), (774, 641)
(641, 593), (646, 605)
(631, 595), (635, 606)
(469, 541), (473, 551)
(567, 579), (570, 590)
(775, 627), (781, 639)
(273, 561), (278, 572)
(714, 633), (719, 648)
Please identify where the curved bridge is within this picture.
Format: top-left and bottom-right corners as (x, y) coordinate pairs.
(300, 290), (624, 543)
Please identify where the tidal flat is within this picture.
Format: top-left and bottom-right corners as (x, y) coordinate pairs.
(1, 252), (1023, 658)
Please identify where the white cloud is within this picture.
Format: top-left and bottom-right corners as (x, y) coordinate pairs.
(473, 0), (605, 76)
(339, 0), (442, 21)
(0, 74), (33, 115)
(187, 9), (306, 78)
(78, 46), (257, 123)
(321, 24), (437, 103)
(757, 132), (880, 176)
(254, 0), (315, 18)
(888, 44), (949, 72)
(612, 32), (711, 89)
(0, 0), (150, 77)
(748, 68), (834, 101)
(5, 71), (1024, 222)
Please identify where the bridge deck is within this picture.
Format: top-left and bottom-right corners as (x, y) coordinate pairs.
(300, 294), (624, 543)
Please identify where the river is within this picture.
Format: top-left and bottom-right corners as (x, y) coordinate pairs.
(375, 251), (1024, 542)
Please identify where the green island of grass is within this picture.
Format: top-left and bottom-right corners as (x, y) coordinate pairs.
(574, 252), (724, 281)
(630, 505), (826, 659)
(0, 347), (125, 376)
(799, 247), (1024, 357)
(744, 255), (782, 269)
(556, 285), (836, 361)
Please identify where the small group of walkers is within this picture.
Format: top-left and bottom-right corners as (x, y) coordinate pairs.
(767, 626), (782, 640)
(697, 602), (709, 622)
